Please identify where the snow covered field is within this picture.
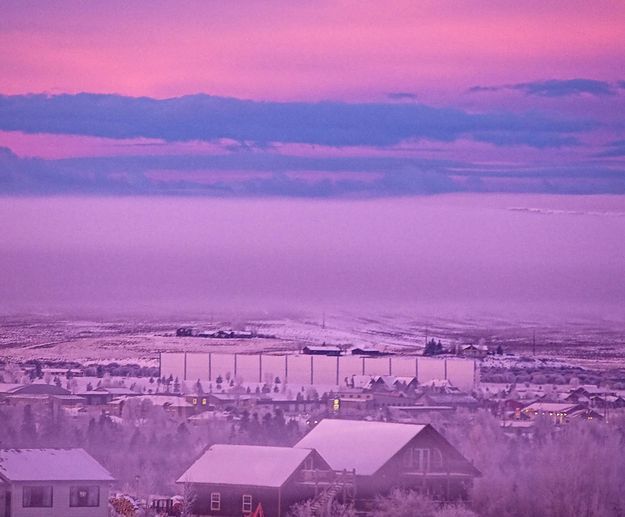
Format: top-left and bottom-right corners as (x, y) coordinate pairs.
(1, 312), (625, 370)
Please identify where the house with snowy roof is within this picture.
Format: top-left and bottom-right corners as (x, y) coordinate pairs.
(302, 345), (342, 356)
(295, 419), (479, 502)
(522, 401), (589, 424)
(0, 383), (74, 403)
(108, 394), (196, 418)
(0, 448), (114, 517)
(177, 444), (341, 517)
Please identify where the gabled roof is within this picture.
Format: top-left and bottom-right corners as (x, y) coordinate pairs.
(523, 402), (581, 413)
(177, 445), (318, 488)
(295, 419), (426, 476)
(3, 384), (70, 396)
(0, 448), (114, 482)
(303, 345), (342, 353)
(0, 383), (22, 394)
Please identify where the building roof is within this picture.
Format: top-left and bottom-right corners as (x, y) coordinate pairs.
(0, 383), (22, 394)
(177, 444), (315, 488)
(303, 345), (342, 353)
(110, 395), (193, 408)
(295, 419), (426, 476)
(523, 402), (580, 413)
(0, 448), (114, 482)
(3, 384), (71, 396)
(421, 393), (478, 405)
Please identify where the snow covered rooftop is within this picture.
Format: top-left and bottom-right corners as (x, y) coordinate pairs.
(0, 448), (114, 482)
(295, 419), (426, 476)
(0, 383), (22, 394)
(303, 345), (342, 351)
(523, 402), (580, 413)
(110, 395), (193, 407)
(177, 444), (314, 488)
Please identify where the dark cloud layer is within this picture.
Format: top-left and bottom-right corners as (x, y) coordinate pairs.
(470, 78), (622, 97)
(2, 144), (625, 197)
(596, 139), (625, 157)
(1, 88), (623, 197)
(386, 92), (419, 101)
(0, 93), (590, 148)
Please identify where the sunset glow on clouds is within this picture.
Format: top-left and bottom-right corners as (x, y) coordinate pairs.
(1, 0), (624, 196)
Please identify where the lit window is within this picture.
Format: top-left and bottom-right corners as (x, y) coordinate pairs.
(70, 486), (100, 507)
(211, 492), (221, 511)
(242, 494), (253, 513)
(192, 398), (198, 404)
(202, 398), (207, 406)
(23, 486), (53, 507)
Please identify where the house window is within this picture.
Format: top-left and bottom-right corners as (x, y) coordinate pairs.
(431, 448), (443, 468)
(404, 448), (431, 471)
(242, 494), (253, 513)
(202, 398), (207, 406)
(70, 485), (100, 507)
(210, 492), (221, 511)
(23, 486), (53, 507)
(412, 448), (431, 472)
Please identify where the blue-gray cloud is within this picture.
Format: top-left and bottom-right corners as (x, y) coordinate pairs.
(386, 92), (418, 101)
(2, 145), (624, 197)
(595, 139), (625, 157)
(0, 93), (591, 149)
(469, 79), (620, 97)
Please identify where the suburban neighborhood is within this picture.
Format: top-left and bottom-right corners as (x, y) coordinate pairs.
(1, 333), (624, 516)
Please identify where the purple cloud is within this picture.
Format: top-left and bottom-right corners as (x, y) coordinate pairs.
(2, 144), (625, 196)
(0, 93), (591, 149)
(469, 78), (619, 97)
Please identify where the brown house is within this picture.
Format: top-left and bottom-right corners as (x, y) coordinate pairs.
(177, 444), (340, 517)
(295, 419), (479, 505)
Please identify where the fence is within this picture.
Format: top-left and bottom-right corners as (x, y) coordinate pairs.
(160, 352), (478, 391)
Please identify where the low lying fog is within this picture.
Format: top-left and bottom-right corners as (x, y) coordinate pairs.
(1, 194), (624, 319)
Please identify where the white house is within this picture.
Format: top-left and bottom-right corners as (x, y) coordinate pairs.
(0, 448), (114, 517)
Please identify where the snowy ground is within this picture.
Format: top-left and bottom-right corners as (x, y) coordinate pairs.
(1, 312), (625, 369)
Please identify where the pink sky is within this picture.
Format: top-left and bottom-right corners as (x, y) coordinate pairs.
(1, 2), (624, 185)
(1, 2), (625, 315)
(1, 1), (624, 101)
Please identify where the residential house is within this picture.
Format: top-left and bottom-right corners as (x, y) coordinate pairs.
(177, 445), (338, 517)
(0, 448), (114, 517)
(589, 395), (625, 410)
(459, 344), (488, 359)
(334, 389), (374, 412)
(295, 419), (479, 504)
(415, 393), (480, 411)
(302, 346), (342, 357)
(0, 384), (72, 404)
(350, 348), (391, 357)
(76, 386), (138, 406)
(521, 402), (585, 424)
(109, 395), (196, 418)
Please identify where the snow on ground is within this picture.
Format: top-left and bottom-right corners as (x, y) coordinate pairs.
(1, 312), (625, 369)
